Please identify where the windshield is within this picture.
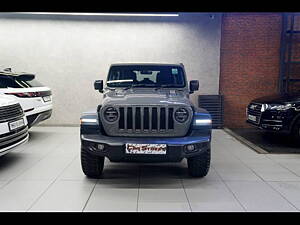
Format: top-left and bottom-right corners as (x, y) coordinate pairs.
(107, 65), (186, 88)
(0, 75), (44, 88)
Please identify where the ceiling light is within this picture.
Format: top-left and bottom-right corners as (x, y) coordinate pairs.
(4, 12), (179, 17)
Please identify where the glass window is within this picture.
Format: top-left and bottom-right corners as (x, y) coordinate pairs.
(107, 65), (186, 88)
(0, 75), (44, 88)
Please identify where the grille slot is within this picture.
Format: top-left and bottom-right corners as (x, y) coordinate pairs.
(135, 107), (141, 130)
(160, 108), (166, 130)
(127, 107), (133, 129)
(0, 103), (24, 122)
(152, 108), (158, 130)
(143, 107), (149, 130)
(168, 108), (174, 129)
(119, 107), (125, 129)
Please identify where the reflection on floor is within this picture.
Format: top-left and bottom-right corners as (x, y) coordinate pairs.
(230, 128), (300, 154)
(0, 127), (300, 212)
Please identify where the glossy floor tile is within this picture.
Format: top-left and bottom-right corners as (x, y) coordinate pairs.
(28, 180), (96, 212)
(225, 181), (298, 211)
(138, 202), (191, 212)
(0, 180), (52, 211)
(268, 181), (300, 210)
(184, 180), (245, 212)
(84, 188), (139, 212)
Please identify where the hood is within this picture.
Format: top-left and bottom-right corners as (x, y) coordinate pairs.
(252, 93), (300, 104)
(0, 94), (18, 107)
(102, 88), (191, 106)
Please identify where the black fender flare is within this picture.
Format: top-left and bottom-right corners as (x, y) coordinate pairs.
(96, 105), (106, 134)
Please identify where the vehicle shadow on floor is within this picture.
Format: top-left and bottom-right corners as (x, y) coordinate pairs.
(28, 131), (55, 142)
(96, 161), (199, 188)
(0, 154), (24, 171)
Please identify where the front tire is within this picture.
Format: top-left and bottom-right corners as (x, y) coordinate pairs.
(81, 146), (105, 178)
(187, 148), (211, 177)
(291, 119), (300, 142)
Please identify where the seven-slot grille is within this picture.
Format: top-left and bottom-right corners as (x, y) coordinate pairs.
(247, 103), (262, 124)
(0, 103), (23, 122)
(118, 106), (174, 133)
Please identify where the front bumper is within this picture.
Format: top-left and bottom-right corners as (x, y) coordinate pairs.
(27, 109), (52, 127)
(247, 119), (287, 132)
(246, 110), (294, 133)
(81, 133), (211, 162)
(0, 126), (29, 156)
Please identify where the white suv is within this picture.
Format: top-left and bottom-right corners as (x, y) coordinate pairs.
(0, 68), (53, 128)
(0, 94), (29, 157)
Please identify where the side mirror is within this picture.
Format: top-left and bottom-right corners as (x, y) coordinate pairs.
(94, 80), (103, 93)
(189, 80), (199, 93)
(4, 68), (12, 72)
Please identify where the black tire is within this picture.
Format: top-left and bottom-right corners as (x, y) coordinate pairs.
(292, 120), (300, 141)
(81, 147), (105, 178)
(187, 148), (211, 178)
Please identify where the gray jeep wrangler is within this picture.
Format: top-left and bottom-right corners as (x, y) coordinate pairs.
(80, 63), (212, 178)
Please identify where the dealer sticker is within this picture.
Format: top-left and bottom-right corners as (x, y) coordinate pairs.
(125, 143), (167, 155)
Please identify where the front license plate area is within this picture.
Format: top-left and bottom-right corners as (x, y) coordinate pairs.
(248, 114), (257, 122)
(9, 118), (25, 131)
(125, 143), (167, 155)
(43, 96), (51, 102)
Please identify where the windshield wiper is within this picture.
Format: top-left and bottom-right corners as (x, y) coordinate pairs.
(123, 84), (155, 90)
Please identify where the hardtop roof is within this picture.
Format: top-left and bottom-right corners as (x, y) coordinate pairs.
(109, 62), (184, 67)
(0, 70), (35, 77)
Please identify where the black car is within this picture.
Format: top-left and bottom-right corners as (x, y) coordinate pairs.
(246, 93), (300, 139)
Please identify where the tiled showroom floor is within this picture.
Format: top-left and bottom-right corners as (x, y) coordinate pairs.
(1, 127), (300, 212)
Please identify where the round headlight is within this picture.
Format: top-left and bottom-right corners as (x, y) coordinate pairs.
(104, 107), (119, 122)
(175, 108), (189, 123)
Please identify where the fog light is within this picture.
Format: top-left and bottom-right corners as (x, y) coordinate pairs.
(98, 144), (105, 151)
(187, 144), (195, 151)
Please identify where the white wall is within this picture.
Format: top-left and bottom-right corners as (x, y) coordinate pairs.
(0, 13), (221, 125)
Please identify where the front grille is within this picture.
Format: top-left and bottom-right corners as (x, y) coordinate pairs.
(100, 104), (192, 137)
(118, 106), (174, 132)
(0, 103), (24, 122)
(247, 103), (262, 124)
